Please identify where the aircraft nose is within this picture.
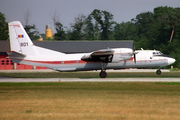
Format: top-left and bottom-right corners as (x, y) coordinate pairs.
(167, 58), (175, 65)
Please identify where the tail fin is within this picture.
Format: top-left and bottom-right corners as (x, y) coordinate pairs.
(8, 21), (38, 55)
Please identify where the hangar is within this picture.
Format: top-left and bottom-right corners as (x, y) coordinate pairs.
(0, 41), (134, 70)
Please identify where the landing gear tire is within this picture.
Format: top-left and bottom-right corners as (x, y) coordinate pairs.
(99, 71), (107, 78)
(156, 69), (161, 75)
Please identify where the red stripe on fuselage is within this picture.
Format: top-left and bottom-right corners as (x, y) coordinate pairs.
(10, 57), (167, 65)
(16, 59), (89, 64)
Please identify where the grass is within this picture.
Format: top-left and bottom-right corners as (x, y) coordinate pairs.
(0, 82), (180, 119)
(0, 72), (180, 78)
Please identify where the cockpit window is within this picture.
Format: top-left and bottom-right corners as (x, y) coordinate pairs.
(159, 52), (163, 55)
(153, 51), (163, 55)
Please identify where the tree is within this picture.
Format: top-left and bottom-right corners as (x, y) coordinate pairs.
(24, 24), (40, 40)
(83, 15), (96, 40)
(68, 14), (86, 40)
(114, 21), (137, 40)
(54, 22), (66, 40)
(23, 9), (32, 26)
(132, 12), (154, 39)
(132, 12), (156, 49)
(154, 6), (180, 42)
(89, 9), (115, 40)
(50, 10), (66, 40)
(23, 9), (40, 40)
(0, 12), (8, 40)
(51, 10), (60, 28)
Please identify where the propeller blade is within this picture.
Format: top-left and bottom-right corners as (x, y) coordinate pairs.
(133, 50), (138, 63)
(133, 43), (136, 63)
(134, 53), (136, 63)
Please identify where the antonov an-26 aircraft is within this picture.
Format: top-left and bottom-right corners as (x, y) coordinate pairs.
(7, 21), (175, 78)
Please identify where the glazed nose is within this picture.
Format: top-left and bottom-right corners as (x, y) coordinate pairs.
(167, 58), (175, 65)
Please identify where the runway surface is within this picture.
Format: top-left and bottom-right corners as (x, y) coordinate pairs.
(0, 69), (171, 73)
(0, 78), (180, 82)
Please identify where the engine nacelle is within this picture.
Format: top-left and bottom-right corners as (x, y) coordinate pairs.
(111, 54), (132, 63)
(111, 54), (121, 63)
(121, 54), (132, 61)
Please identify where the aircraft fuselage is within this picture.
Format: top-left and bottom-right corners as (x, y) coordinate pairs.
(10, 49), (174, 72)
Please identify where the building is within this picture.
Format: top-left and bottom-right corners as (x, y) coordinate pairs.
(0, 41), (134, 70)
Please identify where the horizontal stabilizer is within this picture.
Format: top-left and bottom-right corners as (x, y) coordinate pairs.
(7, 51), (26, 58)
(54, 68), (76, 72)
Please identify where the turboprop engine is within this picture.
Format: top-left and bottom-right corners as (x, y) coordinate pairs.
(111, 48), (134, 63)
(81, 48), (136, 63)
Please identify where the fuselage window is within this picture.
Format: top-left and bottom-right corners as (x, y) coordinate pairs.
(61, 61), (64, 64)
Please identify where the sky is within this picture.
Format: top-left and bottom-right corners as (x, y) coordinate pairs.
(0, 0), (180, 33)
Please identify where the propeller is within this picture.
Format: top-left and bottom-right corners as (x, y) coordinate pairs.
(129, 50), (138, 63)
(133, 47), (138, 63)
(129, 43), (138, 63)
(134, 52), (136, 63)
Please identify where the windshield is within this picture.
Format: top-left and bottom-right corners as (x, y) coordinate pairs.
(153, 51), (163, 55)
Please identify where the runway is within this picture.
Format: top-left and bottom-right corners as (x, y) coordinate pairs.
(0, 69), (171, 73)
(0, 78), (180, 82)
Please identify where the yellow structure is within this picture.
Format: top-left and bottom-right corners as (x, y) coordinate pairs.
(38, 36), (43, 41)
(45, 25), (53, 39)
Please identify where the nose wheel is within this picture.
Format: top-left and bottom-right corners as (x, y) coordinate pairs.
(99, 70), (107, 78)
(156, 69), (161, 75)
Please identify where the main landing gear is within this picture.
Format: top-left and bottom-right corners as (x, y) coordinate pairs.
(99, 62), (107, 78)
(99, 70), (107, 78)
(156, 68), (161, 75)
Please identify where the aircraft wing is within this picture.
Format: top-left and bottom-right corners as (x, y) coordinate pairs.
(81, 49), (114, 62)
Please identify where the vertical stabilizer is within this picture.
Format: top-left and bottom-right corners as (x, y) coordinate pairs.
(8, 21), (38, 55)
